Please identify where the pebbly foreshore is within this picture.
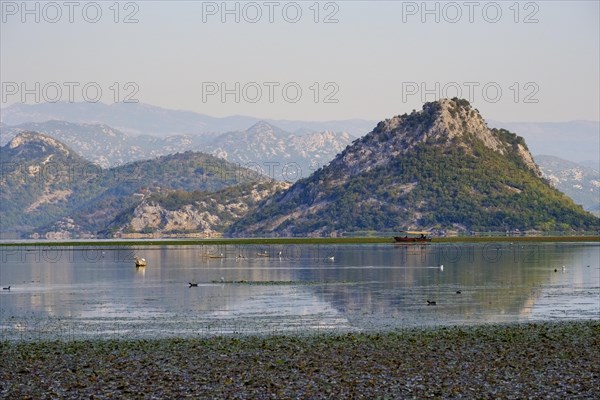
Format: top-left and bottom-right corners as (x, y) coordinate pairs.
(1, 321), (598, 399)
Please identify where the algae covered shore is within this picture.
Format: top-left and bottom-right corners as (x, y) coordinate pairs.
(2, 321), (598, 399)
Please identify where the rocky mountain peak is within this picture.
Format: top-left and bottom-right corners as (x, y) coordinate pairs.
(375, 98), (501, 152)
(229, 99), (591, 236)
(431, 98), (501, 149)
(247, 120), (283, 136)
(7, 131), (71, 157)
(330, 98), (540, 180)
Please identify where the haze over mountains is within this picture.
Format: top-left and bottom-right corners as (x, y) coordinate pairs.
(0, 120), (352, 180)
(535, 156), (600, 214)
(207, 121), (353, 181)
(3, 103), (597, 209)
(1, 99), (598, 238)
(2, 101), (598, 166)
(0, 120), (207, 168)
(487, 120), (600, 165)
(1, 102), (373, 137)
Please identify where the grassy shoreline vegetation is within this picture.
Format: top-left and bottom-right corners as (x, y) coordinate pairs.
(0, 235), (598, 247)
(1, 321), (598, 398)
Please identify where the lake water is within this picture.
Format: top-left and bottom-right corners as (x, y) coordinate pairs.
(1, 242), (598, 341)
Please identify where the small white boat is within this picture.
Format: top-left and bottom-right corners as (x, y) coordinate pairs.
(201, 253), (225, 259)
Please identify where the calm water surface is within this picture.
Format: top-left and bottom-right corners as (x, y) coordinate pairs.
(1, 243), (598, 340)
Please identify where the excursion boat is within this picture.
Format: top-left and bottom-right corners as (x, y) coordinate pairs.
(394, 231), (432, 243)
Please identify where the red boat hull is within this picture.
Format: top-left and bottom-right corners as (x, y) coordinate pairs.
(394, 237), (431, 243)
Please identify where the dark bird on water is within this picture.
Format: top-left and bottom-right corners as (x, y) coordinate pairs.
(427, 300), (437, 305)
(2, 286), (10, 290)
(456, 290), (461, 294)
(189, 282), (198, 287)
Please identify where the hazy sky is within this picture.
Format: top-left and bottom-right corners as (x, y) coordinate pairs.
(1, 1), (599, 122)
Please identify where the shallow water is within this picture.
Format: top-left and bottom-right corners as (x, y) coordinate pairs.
(1, 242), (598, 340)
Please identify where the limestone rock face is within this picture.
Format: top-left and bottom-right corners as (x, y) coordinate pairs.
(124, 181), (290, 235)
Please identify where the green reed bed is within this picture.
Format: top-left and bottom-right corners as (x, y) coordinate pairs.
(0, 235), (598, 247)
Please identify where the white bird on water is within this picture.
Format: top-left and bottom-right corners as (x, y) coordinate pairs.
(328, 256), (335, 261)
(439, 264), (444, 271)
(134, 256), (147, 267)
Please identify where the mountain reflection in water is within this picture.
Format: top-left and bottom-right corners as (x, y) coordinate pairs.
(1, 243), (598, 340)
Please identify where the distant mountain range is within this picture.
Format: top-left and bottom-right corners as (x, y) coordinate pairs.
(207, 121), (353, 181)
(2, 102), (597, 167)
(0, 120), (354, 180)
(1, 99), (598, 238)
(0, 120), (209, 168)
(6, 121), (593, 213)
(535, 155), (600, 214)
(229, 99), (598, 236)
(0, 102), (374, 137)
